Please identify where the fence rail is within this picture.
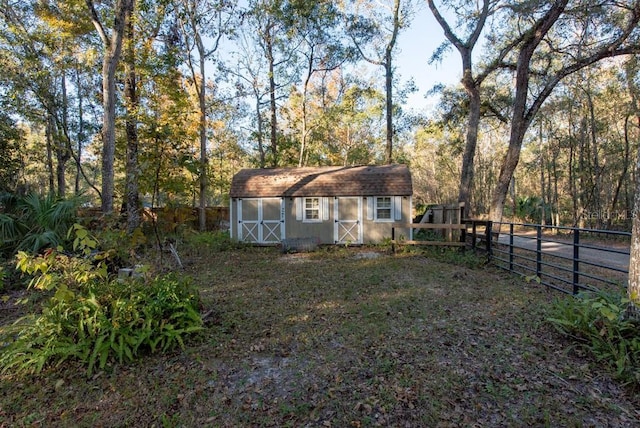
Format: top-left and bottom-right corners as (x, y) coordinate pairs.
(466, 220), (631, 295)
(391, 223), (467, 251)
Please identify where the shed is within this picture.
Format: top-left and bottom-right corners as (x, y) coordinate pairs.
(229, 165), (413, 245)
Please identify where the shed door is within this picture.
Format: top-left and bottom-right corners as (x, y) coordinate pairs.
(237, 198), (284, 244)
(334, 197), (362, 244)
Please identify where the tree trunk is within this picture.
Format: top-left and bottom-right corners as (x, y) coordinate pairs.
(626, 56), (640, 316)
(101, 44), (119, 213)
(45, 115), (55, 195)
(298, 57), (313, 167)
(86, 0), (130, 214)
(256, 96), (266, 168)
(427, 0), (490, 217)
(75, 62), (84, 195)
(124, 4), (140, 233)
(56, 71), (71, 198)
(384, 53), (393, 164)
(489, 0), (568, 223)
(266, 25), (278, 167)
(384, 0), (401, 165)
(610, 115), (632, 222)
(196, 28), (207, 231)
(627, 113), (640, 318)
(458, 77), (481, 216)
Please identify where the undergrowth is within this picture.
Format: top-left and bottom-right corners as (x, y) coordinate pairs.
(548, 291), (640, 389)
(0, 225), (203, 376)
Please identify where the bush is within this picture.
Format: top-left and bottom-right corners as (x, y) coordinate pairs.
(548, 291), (640, 388)
(0, 192), (82, 256)
(182, 230), (235, 250)
(0, 225), (203, 376)
(0, 274), (203, 376)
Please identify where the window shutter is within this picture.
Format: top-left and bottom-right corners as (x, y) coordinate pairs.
(366, 197), (374, 220)
(296, 198), (303, 220)
(322, 197), (329, 221)
(394, 196), (402, 221)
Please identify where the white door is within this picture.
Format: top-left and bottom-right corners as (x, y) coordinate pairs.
(237, 198), (284, 244)
(334, 197), (362, 244)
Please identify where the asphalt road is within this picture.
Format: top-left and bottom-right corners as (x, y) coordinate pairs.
(495, 234), (630, 272)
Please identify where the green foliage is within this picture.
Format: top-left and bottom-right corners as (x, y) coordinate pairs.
(548, 292), (640, 388)
(182, 230), (240, 252)
(0, 193), (82, 256)
(0, 226), (203, 376)
(417, 246), (486, 269)
(0, 274), (203, 376)
(515, 196), (542, 223)
(0, 113), (23, 192)
(15, 224), (107, 292)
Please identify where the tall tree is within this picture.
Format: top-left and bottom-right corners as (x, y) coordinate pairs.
(123, 0), (139, 232)
(488, 0), (640, 222)
(248, 0), (293, 167)
(0, 0), (90, 197)
(85, 0), (133, 214)
(178, 0), (234, 231)
(347, 0), (410, 164)
(289, 1), (348, 167)
(427, 0), (495, 216)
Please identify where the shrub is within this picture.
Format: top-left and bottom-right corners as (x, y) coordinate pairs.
(183, 230), (235, 250)
(0, 274), (203, 376)
(548, 291), (640, 388)
(0, 225), (203, 376)
(0, 192), (82, 256)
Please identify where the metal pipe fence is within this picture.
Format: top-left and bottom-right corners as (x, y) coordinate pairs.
(465, 221), (631, 295)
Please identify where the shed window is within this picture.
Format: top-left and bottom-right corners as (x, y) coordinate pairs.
(375, 197), (392, 221)
(304, 197), (321, 222)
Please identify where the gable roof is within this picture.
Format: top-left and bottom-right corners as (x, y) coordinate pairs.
(230, 165), (412, 198)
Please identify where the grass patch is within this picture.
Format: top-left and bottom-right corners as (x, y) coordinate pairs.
(1, 246), (638, 426)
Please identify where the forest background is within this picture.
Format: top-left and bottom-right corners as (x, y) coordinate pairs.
(0, 0), (639, 232)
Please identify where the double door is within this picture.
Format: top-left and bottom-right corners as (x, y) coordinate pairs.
(237, 198), (284, 244)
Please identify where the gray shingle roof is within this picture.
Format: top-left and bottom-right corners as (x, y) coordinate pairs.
(230, 165), (412, 198)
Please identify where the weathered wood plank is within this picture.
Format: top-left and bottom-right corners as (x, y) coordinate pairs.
(391, 223), (467, 230)
(391, 240), (466, 247)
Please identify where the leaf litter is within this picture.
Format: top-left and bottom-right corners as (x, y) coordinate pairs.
(1, 246), (639, 427)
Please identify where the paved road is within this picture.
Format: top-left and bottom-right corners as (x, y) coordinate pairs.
(495, 234), (630, 272)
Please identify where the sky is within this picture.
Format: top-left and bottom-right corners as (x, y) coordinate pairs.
(394, 5), (462, 113)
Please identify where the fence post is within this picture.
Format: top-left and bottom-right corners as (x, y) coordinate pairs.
(536, 225), (542, 280)
(471, 221), (477, 250)
(509, 223), (514, 271)
(486, 221), (493, 259)
(391, 227), (396, 253)
(573, 229), (580, 294)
